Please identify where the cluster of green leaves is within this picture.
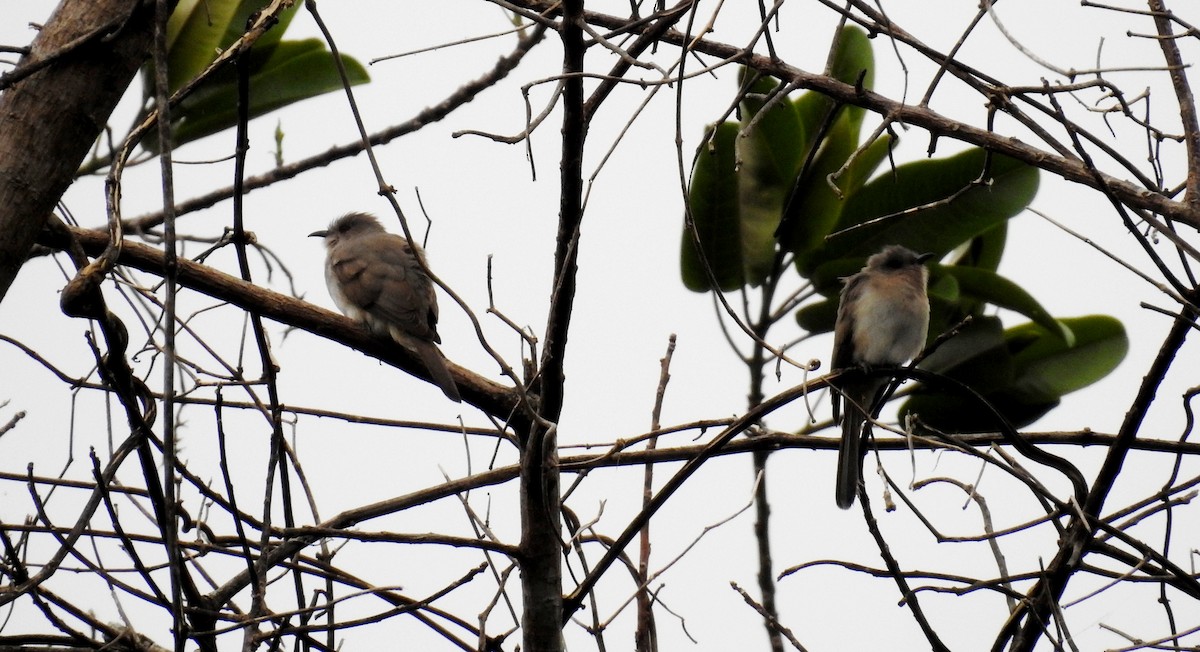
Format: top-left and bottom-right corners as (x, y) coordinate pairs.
(680, 26), (1126, 431)
(141, 0), (369, 151)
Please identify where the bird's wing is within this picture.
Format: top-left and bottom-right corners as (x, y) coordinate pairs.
(329, 247), (377, 306)
(831, 272), (865, 372)
(338, 233), (440, 343)
(830, 271), (867, 422)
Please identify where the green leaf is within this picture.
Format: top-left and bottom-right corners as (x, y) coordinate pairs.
(1006, 315), (1127, 402)
(829, 25), (875, 98)
(783, 128), (892, 262)
(143, 1), (361, 152)
(780, 25), (879, 260)
(900, 316), (1021, 432)
(160, 0), (301, 93)
(824, 24), (874, 158)
(791, 91), (829, 150)
(167, 40), (370, 148)
(789, 25), (874, 134)
(951, 221), (1007, 272)
(900, 314), (1126, 431)
(795, 295), (838, 333)
(927, 270), (961, 304)
(680, 26), (881, 294)
(806, 149), (1040, 273)
(903, 391), (1059, 433)
(737, 71), (806, 182)
(162, 0), (241, 92)
(217, 0), (299, 58)
(736, 72), (806, 285)
(917, 316), (1013, 394)
(932, 265), (1072, 344)
(682, 122), (744, 292)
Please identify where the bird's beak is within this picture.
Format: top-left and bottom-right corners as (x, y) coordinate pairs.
(916, 252), (935, 264)
(308, 230), (328, 238)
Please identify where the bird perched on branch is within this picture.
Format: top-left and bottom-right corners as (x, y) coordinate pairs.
(831, 245), (931, 509)
(310, 212), (461, 402)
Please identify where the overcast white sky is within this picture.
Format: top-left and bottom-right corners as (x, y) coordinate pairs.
(2, 1), (1199, 650)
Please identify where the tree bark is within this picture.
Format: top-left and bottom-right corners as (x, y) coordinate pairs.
(0, 0), (156, 302)
(519, 0), (585, 648)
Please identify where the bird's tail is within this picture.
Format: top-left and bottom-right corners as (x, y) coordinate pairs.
(834, 378), (885, 509)
(415, 340), (462, 403)
(835, 398), (865, 510)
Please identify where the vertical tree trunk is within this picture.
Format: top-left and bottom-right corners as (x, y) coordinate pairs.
(520, 423), (566, 651)
(0, 0), (158, 302)
(520, 0), (585, 648)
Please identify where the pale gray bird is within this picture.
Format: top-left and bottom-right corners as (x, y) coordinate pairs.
(831, 245), (931, 509)
(310, 212), (461, 402)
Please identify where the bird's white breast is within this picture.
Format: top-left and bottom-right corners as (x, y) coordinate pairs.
(851, 277), (929, 365)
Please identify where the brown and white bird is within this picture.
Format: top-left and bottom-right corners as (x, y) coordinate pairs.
(831, 245), (931, 509)
(310, 212), (461, 402)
